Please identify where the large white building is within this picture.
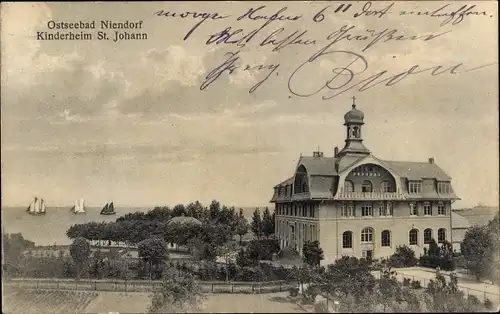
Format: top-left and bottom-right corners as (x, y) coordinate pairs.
(271, 100), (460, 264)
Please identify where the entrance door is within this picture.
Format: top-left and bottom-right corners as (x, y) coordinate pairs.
(366, 250), (373, 261)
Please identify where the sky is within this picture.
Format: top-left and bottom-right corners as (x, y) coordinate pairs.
(1, 1), (498, 208)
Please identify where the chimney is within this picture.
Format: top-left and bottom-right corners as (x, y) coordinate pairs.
(313, 151), (324, 158)
(428, 157), (434, 164)
(334, 146), (339, 157)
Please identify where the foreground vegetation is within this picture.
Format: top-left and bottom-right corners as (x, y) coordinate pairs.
(2, 288), (98, 314)
(2, 206), (498, 313)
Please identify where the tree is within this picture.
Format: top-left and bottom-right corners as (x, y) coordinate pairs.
(69, 237), (90, 280)
(262, 207), (274, 238)
(148, 266), (203, 313)
(302, 241), (324, 267)
(461, 225), (492, 280)
(389, 245), (418, 267)
(235, 208), (249, 244)
(138, 237), (169, 280)
(216, 241), (239, 281)
(172, 204), (186, 217)
(251, 208), (263, 239)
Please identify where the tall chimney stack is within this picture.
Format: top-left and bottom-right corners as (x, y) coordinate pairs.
(334, 146), (339, 157)
(428, 157), (434, 164)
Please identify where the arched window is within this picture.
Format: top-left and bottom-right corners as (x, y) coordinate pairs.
(362, 180), (373, 192)
(344, 180), (354, 192)
(424, 228), (433, 244)
(361, 227), (374, 243)
(409, 229), (419, 245)
(438, 228), (446, 243)
(302, 182), (308, 193)
(342, 231), (353, 248)
(380, 181), (393, 193)
(381, 230), (391, 247)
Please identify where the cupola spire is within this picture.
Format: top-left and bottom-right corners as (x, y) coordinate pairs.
(337, 98), (370, 157)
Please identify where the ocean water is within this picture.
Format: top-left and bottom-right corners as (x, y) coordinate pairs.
(1, 206), (259, 246)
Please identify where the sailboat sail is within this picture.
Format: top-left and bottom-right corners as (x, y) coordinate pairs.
(27, 197), (45, 215)
(100, 203), (109, 214)
(40, 199), (46, 213)
(33, 198), (40, 213)
(72, 198), (86, 214)
(100, 202), (115, 215)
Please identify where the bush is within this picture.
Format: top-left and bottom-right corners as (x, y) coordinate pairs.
(484, 298), (493, 310)
(315, 301), (328, 313)
(402, 278), (411, 286)
(410, 280), (422, 289)
(247, 239), (280, 261)
(289, 287), (299, 297)
(390, 245), (418, 267)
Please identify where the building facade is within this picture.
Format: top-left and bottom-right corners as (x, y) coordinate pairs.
(270, 100), (460, 265)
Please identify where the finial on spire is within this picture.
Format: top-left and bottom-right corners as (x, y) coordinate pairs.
(352, 96), (356, 109)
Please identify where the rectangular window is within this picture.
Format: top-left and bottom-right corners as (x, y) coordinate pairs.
(408, 181), (422, 194)
(379, 202), (393, 216)
(294, 205), (297, 216)
(424, 203), (432, 216)
(409, 203), (417, 216)
(438, 182), (451, 194)
(438, 203), (445, 215)
(362, 204), (373, 217)
(341, 204), (354, 217)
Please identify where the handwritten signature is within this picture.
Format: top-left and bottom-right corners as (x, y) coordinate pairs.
(201, 49), (495, 100)
(288, 50), (495, 100)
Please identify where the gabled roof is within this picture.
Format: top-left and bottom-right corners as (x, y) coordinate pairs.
(274, 176), (294, 188)
(452, 212), (471, 229)
(298, 156), (337, 176)
(382, 160), (451, 181)
(166, 216), (202, 226)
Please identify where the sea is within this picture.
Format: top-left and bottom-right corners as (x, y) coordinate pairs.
(1, 206), (260, 246)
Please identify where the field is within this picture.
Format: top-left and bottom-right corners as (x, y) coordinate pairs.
(2, 288), (98, 313)
(2, 288), (305, 313)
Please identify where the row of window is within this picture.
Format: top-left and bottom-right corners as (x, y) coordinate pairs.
(276, 203), (317, 218)
(340, 201), (446, 217)
(408, 181), (452, 195)
(409, 202), (446, 216)
(342, 227), (447, 248)
(344, 180), (395, 193)
(277, 220), (316, 242)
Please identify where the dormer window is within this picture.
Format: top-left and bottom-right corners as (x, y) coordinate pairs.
(380, 181), (394, 193)
(344, 180), (354, 192)
(408, 181), (422, 194)
(437, 182), (451, 194)
(362, 180), (373, 192)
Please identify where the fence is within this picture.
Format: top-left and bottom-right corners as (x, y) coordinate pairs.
(2, 278), (298, 295)
(384, 271), (500, 305)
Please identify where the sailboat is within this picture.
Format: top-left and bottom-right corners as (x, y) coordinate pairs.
(26, 197), (46, 215)
(100, 201), (116, 215)
(70, 197), (86, 214)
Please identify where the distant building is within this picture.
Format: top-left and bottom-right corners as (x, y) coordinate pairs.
(270, 99), (460, 264)
(165, 215), (202, 250)
(451, 212), (471, 253)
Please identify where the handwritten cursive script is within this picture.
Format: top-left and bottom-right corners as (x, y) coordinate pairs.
(288, 50), (495, 100)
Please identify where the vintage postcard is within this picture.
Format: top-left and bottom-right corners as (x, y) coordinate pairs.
(1, 1), (498, 313)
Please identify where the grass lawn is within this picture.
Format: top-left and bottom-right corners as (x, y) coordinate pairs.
(199, 292), (306, 313)
(2, 288), (305, 313)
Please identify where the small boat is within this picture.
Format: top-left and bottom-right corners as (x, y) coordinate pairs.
(27, 197), (46, 215)
(100, 202), (116, 215)
(70, 197), (86, 214)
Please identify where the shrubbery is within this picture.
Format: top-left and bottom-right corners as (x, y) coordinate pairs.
(389, 245), (418, 267)
(419, 239), (455, 271)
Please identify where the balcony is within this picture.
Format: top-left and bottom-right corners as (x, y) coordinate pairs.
(335, 191), (406, 201)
